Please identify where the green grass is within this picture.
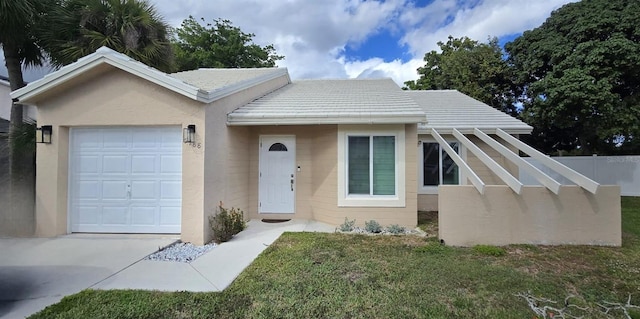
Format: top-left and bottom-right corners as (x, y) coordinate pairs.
(30, 197), (640, 319)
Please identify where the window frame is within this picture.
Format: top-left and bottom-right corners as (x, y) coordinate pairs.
(337, 125), (406, 207)
(419, 138), (466, 195)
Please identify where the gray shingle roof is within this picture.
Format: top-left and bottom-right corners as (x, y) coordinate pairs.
(227, 78), (426, 125)
(170, 68), (286, 91)
(407, 90), (532, 134)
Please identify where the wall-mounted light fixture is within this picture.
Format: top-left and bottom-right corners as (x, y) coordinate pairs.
(183, 124), (196, 144)
(36, 125), (52, 144)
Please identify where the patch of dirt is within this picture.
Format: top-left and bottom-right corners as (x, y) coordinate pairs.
(418, 211), (438, 236)
(343, 271), (367, 283)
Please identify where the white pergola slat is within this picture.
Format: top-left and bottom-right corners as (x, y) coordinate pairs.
(431, 129), (485, 194)
(452, 129), (524, 194)
(495, 128), (600, 194)
(473, 128), (562, 194)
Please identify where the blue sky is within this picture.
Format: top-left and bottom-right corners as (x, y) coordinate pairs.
(2, 0), (577, 85)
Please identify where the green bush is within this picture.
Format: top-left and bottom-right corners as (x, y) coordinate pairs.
(473, 245), (506, 257)
(338, 217), (356, 232)
(386, 224), (406, 235)
(209, 202), (246, 243)
(365, 220), (382, 233)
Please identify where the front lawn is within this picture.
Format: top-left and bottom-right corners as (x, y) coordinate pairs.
(30, 197), (640, 318)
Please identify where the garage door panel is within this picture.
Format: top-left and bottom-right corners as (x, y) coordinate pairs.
(132, 155), (156, 173)
(73, 131), (101, 149)
(160, 155), (181, 173)
(131, 181), (156, 199)
(160, 181), (181, 199)
(103, 131), (129, 148)
(70, 127), (182, 234)
(77, 206), (100, 224)
(76, 155), (100, 174)
(102, 181), (128, 199)
(160, 130), (182, 148)
(102, 155), (128, 174)
(101, 206), (128, 225)
(77, 181), (100, 199)
(130, 206), (156, 225)
(160, 207), (181, 226)
(132, 130), (158, 149)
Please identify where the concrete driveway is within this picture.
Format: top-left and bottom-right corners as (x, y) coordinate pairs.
(0, 235), (176, 319)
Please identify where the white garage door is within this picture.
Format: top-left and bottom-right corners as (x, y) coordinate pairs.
(69, 127), (182, 233)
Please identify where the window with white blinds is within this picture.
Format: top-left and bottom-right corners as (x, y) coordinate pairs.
(347, 135), (396, 196)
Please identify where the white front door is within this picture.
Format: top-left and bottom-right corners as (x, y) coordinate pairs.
(69, 127), (182, 233)
(259, 136), (295, 213)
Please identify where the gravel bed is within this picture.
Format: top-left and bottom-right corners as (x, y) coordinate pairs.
(145, 241), (218, 263)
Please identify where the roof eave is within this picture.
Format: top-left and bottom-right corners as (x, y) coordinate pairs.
(227, 115), (426, 126)
(418, 127), (533, 135)
(199, 68), (290, 103)
(11, 52), (203, 104)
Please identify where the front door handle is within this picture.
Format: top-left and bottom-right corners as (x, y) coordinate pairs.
(290, 178), (294, 191)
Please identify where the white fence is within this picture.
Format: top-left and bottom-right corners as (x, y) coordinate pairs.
(520, 155), (640, 196)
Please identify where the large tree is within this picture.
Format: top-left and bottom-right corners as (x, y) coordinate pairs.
(40, 0), (174, 72)
(405, 36), (518, 115)
(0, 0), (51, 234)
(173, 16), (284, 71)
(506, 0), (640, 155)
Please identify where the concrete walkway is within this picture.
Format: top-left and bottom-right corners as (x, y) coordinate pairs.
(0, 219), (334, 318)
(93, 219), (334, 291)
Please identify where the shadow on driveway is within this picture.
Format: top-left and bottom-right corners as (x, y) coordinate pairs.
(0, 265), (111, 318)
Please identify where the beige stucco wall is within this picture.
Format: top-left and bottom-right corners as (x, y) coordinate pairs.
(438, 185), (621, 246)
(242, 124), (418, 229)
(315, 124), (418, 228)
(418, 194), (438, 211)
(202, 75), (289, 243)
(29, 68), (207, 242)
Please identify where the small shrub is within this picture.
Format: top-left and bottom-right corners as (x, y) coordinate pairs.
(339, 217), (356, 232)
(209, 202), (246, 243)
(386, 224), (406, 235)
(365, 220), (382, 233)
(473, 245), (506, 257)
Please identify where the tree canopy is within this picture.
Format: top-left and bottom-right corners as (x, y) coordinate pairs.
(172, 16), (284, 71)
(40, 0), (174, 72)
(405, 36), (518, 115)
(506, 0), (640, 155)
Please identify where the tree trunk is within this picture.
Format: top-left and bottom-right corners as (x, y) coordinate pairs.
(3, 42), (35, 236)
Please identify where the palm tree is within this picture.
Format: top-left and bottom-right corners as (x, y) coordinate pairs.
(41, 0), (175, 72)
(0, 0), (50, 235)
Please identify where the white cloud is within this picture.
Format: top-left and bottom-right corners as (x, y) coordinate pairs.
(2, 0), (579, 86)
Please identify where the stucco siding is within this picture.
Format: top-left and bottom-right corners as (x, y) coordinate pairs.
(33, 68), (207, 243)
(313, 124), (418, 228)
(439, 185), (622, 246)
(418, 194), (438, 211)
(202, 73), (289, 243)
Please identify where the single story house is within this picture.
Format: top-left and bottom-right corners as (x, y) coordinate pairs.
(9, 47), (621, 246)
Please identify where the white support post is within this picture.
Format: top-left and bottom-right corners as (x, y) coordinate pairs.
(431, 129), (485, 194)
(495, 128), (599, 194)
(452, 129), (523, 194)
(473, 128), (562, 194)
